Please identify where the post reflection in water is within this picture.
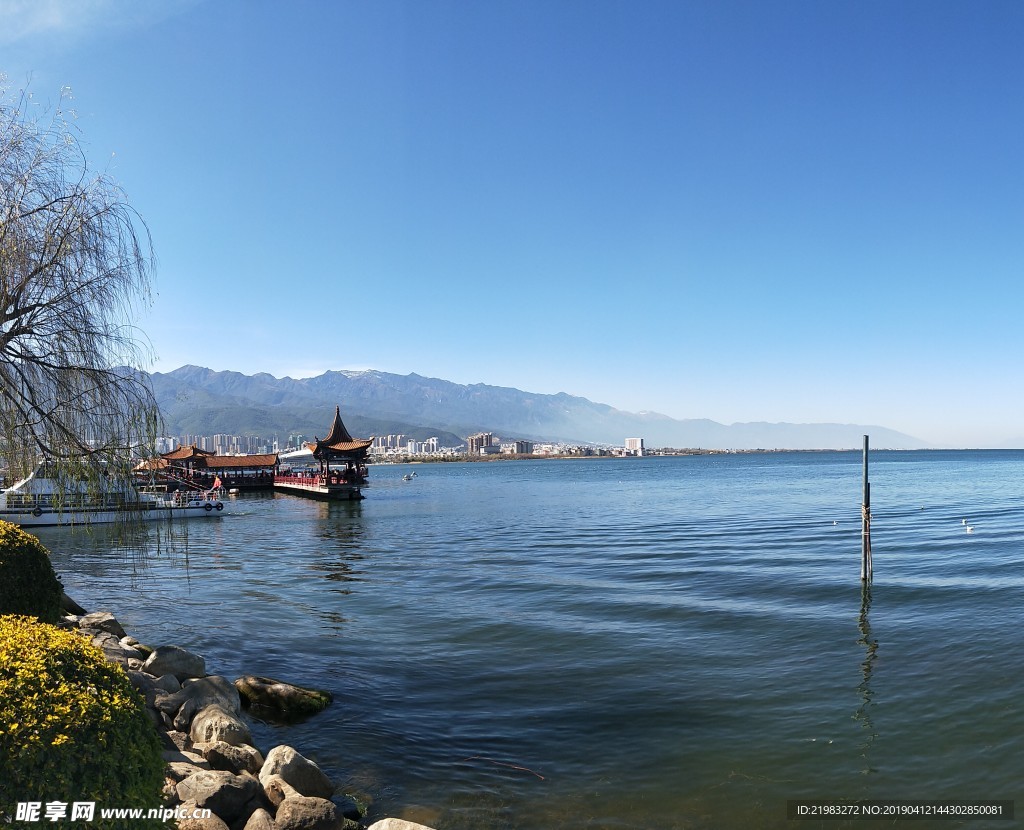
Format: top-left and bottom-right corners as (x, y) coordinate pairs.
(854, 582), (878, 778)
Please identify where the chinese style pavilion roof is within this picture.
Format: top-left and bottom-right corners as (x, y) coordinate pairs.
(325, 405), (354, 444)
(156, 447), (277, 469)
(203, 454), (279, 469)
(161, 445), (216, 461)
(307, 406), (373, 458)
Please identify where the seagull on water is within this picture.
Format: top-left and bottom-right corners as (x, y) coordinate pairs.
(965, 523), (975, 533)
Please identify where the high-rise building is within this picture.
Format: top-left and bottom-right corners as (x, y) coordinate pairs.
(467, 432), (494, 454)
(155, 436), (179, 454)
(625, 438), (645, 456)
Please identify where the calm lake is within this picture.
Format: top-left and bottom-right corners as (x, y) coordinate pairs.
(40, 451), (1024, 829)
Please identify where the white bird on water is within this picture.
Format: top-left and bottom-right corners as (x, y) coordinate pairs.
(965, 523), (975, 533)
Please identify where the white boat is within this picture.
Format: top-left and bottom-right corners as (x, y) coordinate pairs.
(0, 465), (226, 528)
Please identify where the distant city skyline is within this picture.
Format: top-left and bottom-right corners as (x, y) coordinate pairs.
(157, 431), (639, 459)
(5, 1), (1024, 447)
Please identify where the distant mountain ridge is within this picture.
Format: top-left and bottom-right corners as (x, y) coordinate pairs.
(148, 365), (928, 450)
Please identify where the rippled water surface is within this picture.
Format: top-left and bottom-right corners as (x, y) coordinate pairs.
(40, 451), (1024, 829)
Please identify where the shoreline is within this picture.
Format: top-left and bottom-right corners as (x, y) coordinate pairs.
(371, 446), (956, 465)
(56, 594), (436, 830)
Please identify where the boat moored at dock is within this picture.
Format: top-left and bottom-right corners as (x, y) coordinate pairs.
(0, 464), (225, 527)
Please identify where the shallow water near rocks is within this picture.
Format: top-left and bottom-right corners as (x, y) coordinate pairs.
(40, 451), (1024, 828)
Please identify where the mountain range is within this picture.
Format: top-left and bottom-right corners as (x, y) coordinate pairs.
(148, 366), (928, 450)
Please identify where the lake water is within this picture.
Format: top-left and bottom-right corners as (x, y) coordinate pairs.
(38, 451), (1024, 829)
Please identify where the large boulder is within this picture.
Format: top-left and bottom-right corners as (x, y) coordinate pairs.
(235, 675), (332, 718)
(243, 808), (276, 830)
(260, 774), (299, 809)
(171, 676), (243, 730)
(177, 800), (231, 830)
(127, 668), (159, 698)
(275, 795), (347, 830)
(259, 745), (334, 799)
(366, 821), (439, 830)
(183, 675), (243, 712)
(190, 703), (253, 747)
(154, 673), (182, 693)
(78, 611), (127, 638)
(175, 770), (260, 823)
(89, 631), (144, 666)
(154, 689), (184, 715)
(196, 740), (264, 775)
(163, 747), (210, 769)
(142, 644), (206, 680)
(166, 761), (209, 784)
(164, 730), (191, 751)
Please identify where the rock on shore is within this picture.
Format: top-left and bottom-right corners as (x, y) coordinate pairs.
(235, 675), (333, 718)
(60, 603), (439, 830)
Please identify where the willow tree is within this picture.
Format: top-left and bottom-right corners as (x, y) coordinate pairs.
(0, 87), (159, 492)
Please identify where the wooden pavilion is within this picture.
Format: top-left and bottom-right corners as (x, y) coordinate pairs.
(149, 445), (279, 491)
(307, 406), (372, 481)
(161, 445), (215, 478)
(274, 406), (372, 500)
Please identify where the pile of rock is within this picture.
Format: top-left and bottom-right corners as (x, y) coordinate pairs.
(61, 605), (437, 830)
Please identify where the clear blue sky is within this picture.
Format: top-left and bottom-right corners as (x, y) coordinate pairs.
(4, 0), (1024, 447)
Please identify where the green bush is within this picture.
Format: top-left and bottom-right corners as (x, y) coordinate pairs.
(0, 521), (63, 623)
(0, 616), (166, 827)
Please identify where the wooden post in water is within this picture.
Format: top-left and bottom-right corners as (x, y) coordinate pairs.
(861, 434), (872, 582)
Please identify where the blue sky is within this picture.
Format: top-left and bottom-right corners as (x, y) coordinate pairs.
(4, 0), (1024, 447)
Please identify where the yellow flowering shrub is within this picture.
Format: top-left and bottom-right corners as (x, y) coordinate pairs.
(0, 616), (165, 826)
(0, 521), (63, 623)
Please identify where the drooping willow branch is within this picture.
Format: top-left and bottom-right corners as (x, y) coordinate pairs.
(0, 84), (160, 492)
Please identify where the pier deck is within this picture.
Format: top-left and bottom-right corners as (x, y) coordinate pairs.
(273, 474), (364, 501)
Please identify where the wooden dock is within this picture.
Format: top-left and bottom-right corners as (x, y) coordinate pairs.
(273, 474), (364, 501)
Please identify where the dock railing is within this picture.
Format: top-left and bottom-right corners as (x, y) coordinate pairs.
(274, 472), (363, 488)
(274, 474), (323, 488)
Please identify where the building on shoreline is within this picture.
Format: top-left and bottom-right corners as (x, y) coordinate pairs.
(625, 438), (645, 457)
(467, 432), (496, 455)
(155, 429), (657, 466)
